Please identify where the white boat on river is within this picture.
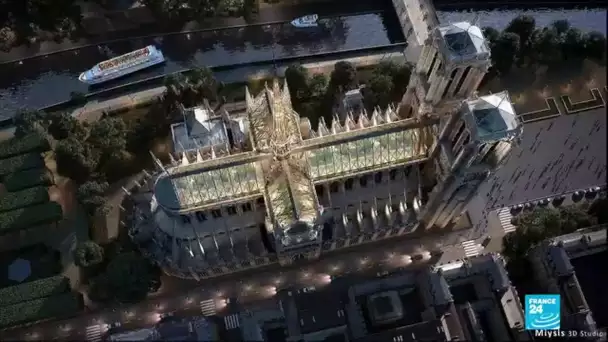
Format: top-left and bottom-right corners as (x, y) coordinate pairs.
(291, 14), (319, 28)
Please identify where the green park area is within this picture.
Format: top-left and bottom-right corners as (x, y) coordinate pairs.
(0, 133), (83, 328)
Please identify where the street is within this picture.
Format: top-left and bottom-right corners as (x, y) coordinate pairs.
(1, 224), (473, 341)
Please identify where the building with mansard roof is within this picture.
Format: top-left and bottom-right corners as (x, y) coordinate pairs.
(127, 16), (523, 279)
(528, 227), (607, 337)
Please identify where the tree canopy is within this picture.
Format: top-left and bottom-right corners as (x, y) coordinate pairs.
(285, 64), (310, 101)
(88, 252), (161, 304)
(501, 205), (597, 263)
(163, 67), (220, 108)
(13, 110), (46, 137)
(491, 32), (521, 74)
(0, 0), (82, 50)
(47, 112), (85, 140)
(76, 181), (110, 218)
(73, 241), (105, 268)
(484, 16), (606, 75)
(329, 61), (358, 92)
(362, 61), (411, 110)
(54, 137), (100, 183)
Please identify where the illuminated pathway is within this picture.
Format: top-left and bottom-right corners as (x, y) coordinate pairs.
(3, 225), (472, 341)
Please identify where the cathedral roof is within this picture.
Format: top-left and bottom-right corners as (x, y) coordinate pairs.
(437, 21), (490, 62)
(151, 81), (436, 241)
(464, 91), (522, 142)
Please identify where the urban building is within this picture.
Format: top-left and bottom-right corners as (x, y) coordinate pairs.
(217, 253), (529, 342)
(528, 227), (607, 339)
(126, 7), (523, 279)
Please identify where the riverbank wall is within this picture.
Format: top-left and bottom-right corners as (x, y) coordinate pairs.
(0, 49), (406, 141)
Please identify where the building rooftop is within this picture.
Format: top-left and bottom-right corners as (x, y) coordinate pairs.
(571, 249), (608, 331)
(147, 79), (435, 249)
(353, 320), (447, 342)
(170, 103), (248, 154)
(436, 22), (490, 62)
(529, 228), (607, 333)
(463, 91), (522, 143)
(291, 287), (348, 334)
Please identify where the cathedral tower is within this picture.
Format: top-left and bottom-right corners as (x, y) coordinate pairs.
(400, 21), (491, 118)
(417, 91), (523, 230)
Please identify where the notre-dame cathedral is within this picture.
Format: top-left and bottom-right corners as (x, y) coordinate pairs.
(127, 1), (522, 279)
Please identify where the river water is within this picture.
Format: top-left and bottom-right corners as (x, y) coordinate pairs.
(0, 12), (400, 118)
(0, 7), (605, 119)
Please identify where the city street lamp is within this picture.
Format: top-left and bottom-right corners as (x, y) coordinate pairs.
(24, 331), (40, 341)
(401, 255), (413, 265)
(123, 310), (135, 320)
(273, 276), (284, 286)
(216, 298), (227, 309)
(318, 274), (332, 285)
(147, 312), (162, 324)
(329, 264), (342, 273)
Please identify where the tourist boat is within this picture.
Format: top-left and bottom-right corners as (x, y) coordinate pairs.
(79, 45), (165, 85)
(291, 14), (319, 28)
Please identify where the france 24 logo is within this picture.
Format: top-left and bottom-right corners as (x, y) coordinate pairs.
(525, 294), (561, 330)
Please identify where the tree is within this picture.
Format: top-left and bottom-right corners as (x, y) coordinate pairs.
(482, 27), (500, 46)
(588, 197), (608, 224)
(491, 32), (520, 74)
(373, 61), (399, 78)
(329, 61), (358, 92)
(55, 137), (100, 183)
(550, 19), (571, 36)
(0, 27), (17, 52)
(13, 109), (46, 137)
(307, 73), (328, 99)
(530, 27), (562, 65)
(47, 112), (85, 140)
(285, 64), (309, 101)
(558, 205), (596, 233)
(73, 241), (104, 268)
(163, 73), (188, 108)
(77, 180), (108, 199)
(504, 15), (536, 48)
(77, 180), (109, 217)
(87, 117), (127, 154)
(582, 31), (606, 62)
(215, 0), (245, 16)
(365, 73), (393, 109)
(92, 252), (161, 304)
(391, 64), (411, 101)
(142, 0), (188, 19)
(186, 66), (220, 103)
(99, 149), (136, 182)
(560, 27), (585, 62)
(503, 205), (596, 263)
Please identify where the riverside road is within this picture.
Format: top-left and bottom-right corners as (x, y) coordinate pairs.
(0, 2), (606, 118)
(0, 8), (403, 117)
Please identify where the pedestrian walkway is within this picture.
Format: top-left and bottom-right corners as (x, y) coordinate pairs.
(200, 299), (217, 316)
(496, 207), (517, 234)
(224, 314), (240, 330)
(85, 325), (103, 342)
(461, 240), (483, 258)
